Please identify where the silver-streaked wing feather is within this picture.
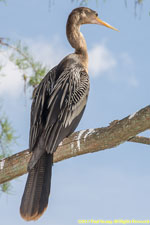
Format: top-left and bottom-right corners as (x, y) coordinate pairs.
(29, 64), (89, 155)
(44, 66), (89, 153)
(29, 67), (57, 151)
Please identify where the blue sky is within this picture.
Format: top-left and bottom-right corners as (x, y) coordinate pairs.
(0, 0), (150, 225)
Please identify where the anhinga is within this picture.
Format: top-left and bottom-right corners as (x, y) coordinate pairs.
(20, 7), (118, 221)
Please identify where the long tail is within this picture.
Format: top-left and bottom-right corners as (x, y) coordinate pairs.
(20, 152), (53, 221)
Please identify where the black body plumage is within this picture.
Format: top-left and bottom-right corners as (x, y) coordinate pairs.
(20, 50), (89, 220)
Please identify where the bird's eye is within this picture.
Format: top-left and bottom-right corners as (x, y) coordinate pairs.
(95, 12), (98, 17)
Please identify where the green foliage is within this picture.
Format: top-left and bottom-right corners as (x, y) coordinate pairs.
(77, 0), (88, 5)
(0, 39), (48, 194)
(28, 63), (47, 87)
(137, 0), (143, 3)
(73, 0), (144, 6)
(0, 182), (12, 194)
(0, 64), (3, 74)
(72, 0), (99, 6)
(0, 113), (16, 157)
(9, 41), (48, 88)
(0, 111), (16, 193)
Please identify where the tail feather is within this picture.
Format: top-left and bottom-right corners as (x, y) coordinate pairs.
(20, 152), (53, 221)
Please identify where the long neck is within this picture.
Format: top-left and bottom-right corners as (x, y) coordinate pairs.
(66, 16), (88, 70)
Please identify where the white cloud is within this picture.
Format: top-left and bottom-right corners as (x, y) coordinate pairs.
(25, 39), (118, 79)
(0, 38), (139, 99)
(24, 36), (68, 68)
(118, 52), (139, 87)
(0, 37), (68, 98)
(89, 44), (117, 76)
(0, 51), (24, 98)
(88, 44), (139, 87)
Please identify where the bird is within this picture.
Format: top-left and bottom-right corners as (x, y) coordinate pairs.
(20, 7), (118, 221)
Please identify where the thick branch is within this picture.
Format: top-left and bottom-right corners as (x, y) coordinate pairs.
(0, 105), (150, 184)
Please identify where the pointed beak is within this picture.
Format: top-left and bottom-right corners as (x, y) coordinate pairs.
(96, 17), (119, 32)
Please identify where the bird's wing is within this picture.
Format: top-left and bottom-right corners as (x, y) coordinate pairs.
(43, 67), (89, 154)
(29, 66), (57, 151)
(29, 65), (89, 154)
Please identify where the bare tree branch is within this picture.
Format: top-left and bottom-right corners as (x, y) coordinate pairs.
(128, 136), (150, 145)
(0, 105), (150, 185)
(0, 38), (37, 73)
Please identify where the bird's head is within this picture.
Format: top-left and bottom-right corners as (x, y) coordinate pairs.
(70, 7), (119, 31)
